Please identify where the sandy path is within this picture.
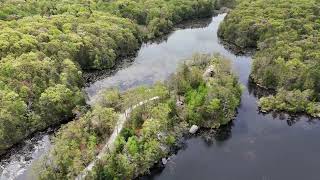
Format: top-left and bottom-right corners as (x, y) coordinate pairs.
(76, 96), (160, 179)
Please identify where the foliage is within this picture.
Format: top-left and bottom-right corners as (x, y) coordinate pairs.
(96, 83), (170, 112)
(0, 0), (216, 154)
(39, 84), (84, 124)
(0, 52), (85, 152)
(0, 0), (215, 39)
(0, 89), (28, 153)
(169, 54), (242, 128)
(38, 105), (117, 179)
(214, 0), (237, 9)
(38, 54), (241, 179)
(219, 0), (320, 114)
(83, 54), (241, 179)
(37, 83), (171, 179)
(259, 89), (320, 117)
(90, 99), (183, 179)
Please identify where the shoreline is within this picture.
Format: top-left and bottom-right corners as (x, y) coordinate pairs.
(83, 15), (214, 85)
(83, 6), (233, 85)
(0, 13), (220, 166)
(136, 122), (234, 180)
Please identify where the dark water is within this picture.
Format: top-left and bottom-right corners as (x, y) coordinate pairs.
(85, 14), (236, 102)
(2, 13), (320, 180)
(144, 15), (320, 180)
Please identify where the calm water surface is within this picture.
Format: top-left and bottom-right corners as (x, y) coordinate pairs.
(144, 15), (320, 180)
(85, 14), (241, 101)
(1, 13), (320, 180)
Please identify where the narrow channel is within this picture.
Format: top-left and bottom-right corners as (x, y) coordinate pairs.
(1, 13), (320, 180)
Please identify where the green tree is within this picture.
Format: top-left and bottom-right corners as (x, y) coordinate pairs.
(39, 84), (84, 122)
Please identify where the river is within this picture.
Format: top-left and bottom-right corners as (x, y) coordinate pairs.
(1, 13), (320, 180)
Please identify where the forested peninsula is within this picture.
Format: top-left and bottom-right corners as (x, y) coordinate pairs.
(219, 0), (320, 116)
(37, 54), (241, 179)
(0, 0), (219, 155)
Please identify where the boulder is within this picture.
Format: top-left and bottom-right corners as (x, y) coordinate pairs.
(203, 65), (216, 80)
(176, 95), (185, 108)
(176, 100), (184, 106)
(189, 125), (199, 134)
(162, 158), (168, 165)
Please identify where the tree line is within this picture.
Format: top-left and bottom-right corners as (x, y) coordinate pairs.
(218, 0), (320, 116)
(0, 0), (216, 154)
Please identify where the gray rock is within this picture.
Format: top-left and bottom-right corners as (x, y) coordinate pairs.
(162, 158), (168, 165)
(189, 125), (199, 134)
(203, 65), (216, 80)
(176, 100), (184, 107)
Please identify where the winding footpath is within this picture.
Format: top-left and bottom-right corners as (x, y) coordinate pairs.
(76, 96), (160, 180)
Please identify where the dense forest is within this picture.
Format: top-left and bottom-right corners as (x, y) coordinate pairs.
(219, 0), (320, 116)
(37, 54), (241, 179)
(5, 0), (320, 178)
(0, 0), (218, 154)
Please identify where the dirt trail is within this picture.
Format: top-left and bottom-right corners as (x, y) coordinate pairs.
(76, 96), (160, 180)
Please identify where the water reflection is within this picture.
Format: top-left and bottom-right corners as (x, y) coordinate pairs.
(2, 12), (320, 180)
(0, 14), (225, 180)
(145, 14), (320, 180)
(247, 80), (276, 99)
(199, 123), (233, 147)
(85, 14), (232, 104)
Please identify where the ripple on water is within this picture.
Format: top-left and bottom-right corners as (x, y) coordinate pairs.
(0, 134), (51, 180)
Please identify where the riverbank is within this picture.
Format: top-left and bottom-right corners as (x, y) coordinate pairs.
(218, 0), (320, 118)
(81, 54), (241, 179)
(0, 13), (220, 159)
(0, 0), (220, 157)
(137, 122), (233, 180)
(83, 16), (214, 85)
(1, 12), (227, 180)
(141, 8), (320, 179)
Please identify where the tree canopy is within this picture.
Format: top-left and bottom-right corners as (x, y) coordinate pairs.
(0, 0), (216, 154)
(37, 54), (241, 179)
(219, 0), (320, 116)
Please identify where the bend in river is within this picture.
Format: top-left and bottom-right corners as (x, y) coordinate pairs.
(85, 14), (234, 103)
(1, 13), (320, 180)
(143, 15), (320, 180)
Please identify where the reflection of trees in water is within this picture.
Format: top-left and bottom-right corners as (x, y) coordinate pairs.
(247, 78), (275, 99)
(200, 121), (233, 146)
(84, 56), (137, 84)
(287, 116), (299, 126)
(175, 17), (213, 30)
(258, 108), (316, 127)
(85, 17), (213, 83)
(261, 110), (301, 126)
(150, 17), (213, 45)
(248, 79), (318, 127)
